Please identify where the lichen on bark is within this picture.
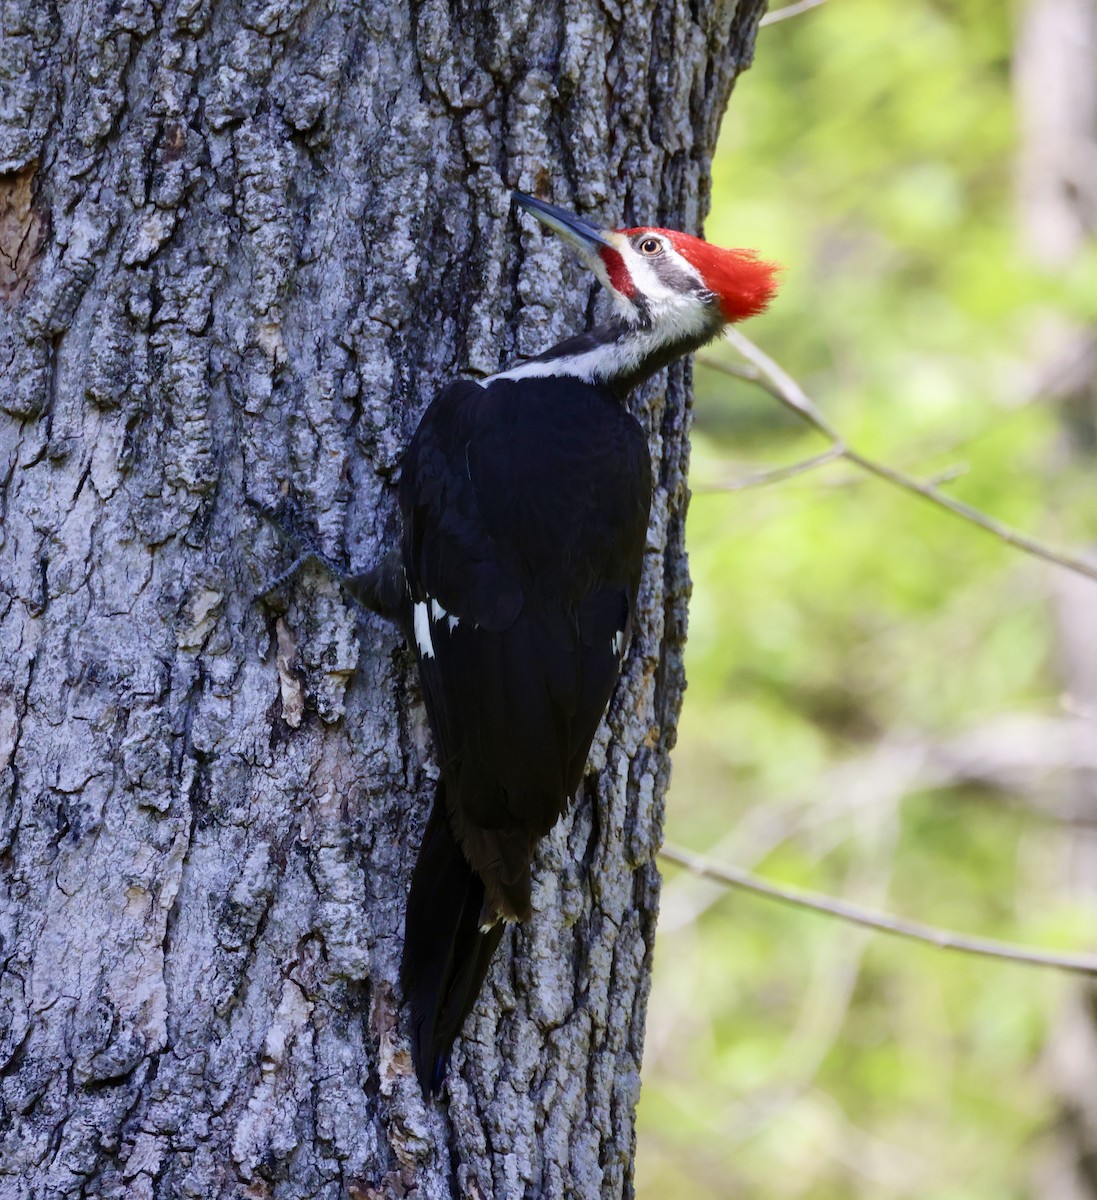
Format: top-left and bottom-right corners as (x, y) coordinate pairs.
(0, 0), (765, 1195)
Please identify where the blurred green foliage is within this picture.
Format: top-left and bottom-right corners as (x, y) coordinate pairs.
(635, 1), (1097, 1196)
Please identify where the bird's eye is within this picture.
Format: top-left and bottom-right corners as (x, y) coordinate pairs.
(637, 237), (663, 256)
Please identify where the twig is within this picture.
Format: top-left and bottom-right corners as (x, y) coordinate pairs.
(659, 842), (1097, 977)
(697, 453), (969, 496)
(695, 446), (844, 493)
(703, 331), (1097, 586)
(760, 0), (829, 26)
(924, 463), (969, 487)
(716, 332), (844, 441)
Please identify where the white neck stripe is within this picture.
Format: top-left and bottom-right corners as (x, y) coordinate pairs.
(487, 338), (642, 385)
(485, 308), (713, 387)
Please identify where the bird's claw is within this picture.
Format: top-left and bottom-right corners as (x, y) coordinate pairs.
(250, 495), (347, 602)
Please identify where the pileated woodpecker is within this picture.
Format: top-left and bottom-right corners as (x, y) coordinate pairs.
(271, 192), (778, 1095)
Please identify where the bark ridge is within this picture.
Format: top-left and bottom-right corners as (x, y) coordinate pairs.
(0, 0), (765, 1194)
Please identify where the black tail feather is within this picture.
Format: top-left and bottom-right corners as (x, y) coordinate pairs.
(401, 788), (506, 1096)
(344, 548), (406, 622)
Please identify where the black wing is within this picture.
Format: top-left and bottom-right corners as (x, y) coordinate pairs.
(397, 373), (650, 1094)
(399, 374), (651, 911)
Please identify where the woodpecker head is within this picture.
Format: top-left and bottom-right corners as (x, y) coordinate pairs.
(512, 191), (779, 340)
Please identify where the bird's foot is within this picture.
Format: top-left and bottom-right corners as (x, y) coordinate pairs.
(250, 496), (349, 602)
(250, 496), (402, 620)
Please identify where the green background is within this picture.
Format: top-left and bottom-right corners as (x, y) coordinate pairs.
(636, 1), (1097, 1195)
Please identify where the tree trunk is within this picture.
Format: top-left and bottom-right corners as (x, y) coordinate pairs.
(0, 0), (765, 1195)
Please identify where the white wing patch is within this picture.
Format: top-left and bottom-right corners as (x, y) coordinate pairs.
(430, 597), (459, 633)
(612, 628), (627, 658)
(413, 601), (435, 659)
(416, 598), (459, 657)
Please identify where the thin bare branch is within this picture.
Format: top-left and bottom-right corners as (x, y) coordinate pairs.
(924, 463), (969, 487)
(696, 453), (969, 497)
(760, 0), (829, 26)
(659, 842), (1097, 977)
(695, 447), (844, 493)
(719, 330), (845, 441)
(703, 331), (1097, 587)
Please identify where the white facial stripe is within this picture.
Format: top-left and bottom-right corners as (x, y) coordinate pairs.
(622, 239), (703, 304)
(602, 234), (713, 349)
(575, 234), (705, 318)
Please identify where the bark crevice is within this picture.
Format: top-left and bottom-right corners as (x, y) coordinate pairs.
(0, 0), (766, 1194)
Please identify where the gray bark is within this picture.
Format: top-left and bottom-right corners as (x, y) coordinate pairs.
(1014, 2), (1097, 1196)
(0, 0), (765, 1195)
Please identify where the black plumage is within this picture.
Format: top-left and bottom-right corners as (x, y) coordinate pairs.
(392, 375), (651, 1093)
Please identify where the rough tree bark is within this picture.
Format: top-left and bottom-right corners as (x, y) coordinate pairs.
(0, 0), (766, 1195)
(1014, 1), (1097, 1195)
